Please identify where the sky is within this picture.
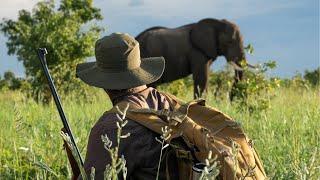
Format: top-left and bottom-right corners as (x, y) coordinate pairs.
(0, 0), (319, 78)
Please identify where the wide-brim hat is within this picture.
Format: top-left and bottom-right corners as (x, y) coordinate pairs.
(76, 33), (165, 90)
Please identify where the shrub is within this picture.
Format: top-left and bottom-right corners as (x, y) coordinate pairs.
(229, 60), (280, 113)
(0, 71), (24, 90)
(304, 67), (320, 87)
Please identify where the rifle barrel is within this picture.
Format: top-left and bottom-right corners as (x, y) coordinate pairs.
(37, 48), (84, 166)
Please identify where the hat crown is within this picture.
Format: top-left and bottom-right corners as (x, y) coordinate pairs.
(95, 33), (141, 71)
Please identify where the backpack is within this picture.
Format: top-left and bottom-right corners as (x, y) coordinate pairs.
(108, 93), (267, 180)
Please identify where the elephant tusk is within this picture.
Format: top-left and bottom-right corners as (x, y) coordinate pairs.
(247, 63), (259, 69)
(229, 61), (243, 71)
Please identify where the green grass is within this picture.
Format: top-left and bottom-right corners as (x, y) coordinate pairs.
(0, 87), (319, 179)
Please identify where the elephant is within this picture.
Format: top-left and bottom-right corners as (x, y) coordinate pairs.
(136, 18), (253, 98)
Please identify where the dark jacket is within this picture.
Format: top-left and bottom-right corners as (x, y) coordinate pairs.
(82, 87), (176, 179)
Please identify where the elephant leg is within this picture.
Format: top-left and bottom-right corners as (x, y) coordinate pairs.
(189, 50), (211, 99)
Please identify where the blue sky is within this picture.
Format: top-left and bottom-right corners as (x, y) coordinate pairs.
(0, 0), (319, 77)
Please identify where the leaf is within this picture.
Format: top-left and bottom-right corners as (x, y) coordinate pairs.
(244, 44), (254, 55)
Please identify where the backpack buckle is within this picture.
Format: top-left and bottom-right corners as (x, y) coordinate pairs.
(175, 149), (193, 160)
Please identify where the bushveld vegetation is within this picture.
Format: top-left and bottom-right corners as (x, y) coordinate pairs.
(0, 65), (319, 179)
(0, 1), (319, 179)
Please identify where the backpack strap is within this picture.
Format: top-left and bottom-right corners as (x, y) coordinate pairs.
(105, 94), (212, 180)
(107, 101), (167, 135)
(159, 92), (183, 110)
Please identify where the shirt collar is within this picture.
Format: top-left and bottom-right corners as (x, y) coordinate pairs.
(107, 85), (148, 105)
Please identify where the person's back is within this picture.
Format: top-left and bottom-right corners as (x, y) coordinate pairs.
(84, 86), (176, 179)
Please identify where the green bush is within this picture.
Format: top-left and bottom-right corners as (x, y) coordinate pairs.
(304, 67), (320, 87)
(229, 61), (280, 113)
(158, 78), (193, 98)
(209, 68), (234, 101)
(0, 71), (25, 90)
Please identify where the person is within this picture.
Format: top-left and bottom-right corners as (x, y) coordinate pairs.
(76, 33), (177, 179)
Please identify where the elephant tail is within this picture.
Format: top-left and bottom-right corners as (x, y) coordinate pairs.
(135, 26), (167, 40)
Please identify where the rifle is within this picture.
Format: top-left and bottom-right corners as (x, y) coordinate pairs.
(37, 48), (83, 177)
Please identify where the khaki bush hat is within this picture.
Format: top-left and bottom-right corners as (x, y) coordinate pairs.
(76, 33), (165, 89)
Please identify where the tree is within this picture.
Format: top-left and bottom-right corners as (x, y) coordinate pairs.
(304, 67), (320, 86)
(0, 71), (23, 90)
(0, 71), (14, 89)
(4, 71), (15, 82)
(0, 75), (5, 90)
(0, 0), (103, 100)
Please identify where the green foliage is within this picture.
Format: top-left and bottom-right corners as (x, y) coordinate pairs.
(0, 86), (319, 179)
(244, 44), (254, 55)
(209, 68), (234, 100)
(158, 77), (193, 97)
(0, 0), (103, 101)
(279, 68), (319, 90)
(0, 71), (24, 90)
(304, 67), (320, 87)
(230, 60), (280, 113)
(282, 73), (311, 90)
(4, 71), (15, 80)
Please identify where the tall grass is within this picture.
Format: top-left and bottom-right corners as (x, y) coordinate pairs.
(0, 86), (319, 179)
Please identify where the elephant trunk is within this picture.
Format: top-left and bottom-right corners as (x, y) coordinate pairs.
(225, 48), (247, 82)
(247, 63), (259, 69)
(229, 61), (243, 71)
(232, 54), (245, 82)
(234, 69), (243, 82)
(230, 58), (244, 101)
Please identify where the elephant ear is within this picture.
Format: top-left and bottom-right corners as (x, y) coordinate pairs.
(219, 19), (237, 45)
(190, 21), (218, 58)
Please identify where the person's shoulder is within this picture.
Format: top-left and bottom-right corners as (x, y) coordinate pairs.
(91, 111), (150, 136)
(90, 112), (118, 133)
(125, 90), (149, 108)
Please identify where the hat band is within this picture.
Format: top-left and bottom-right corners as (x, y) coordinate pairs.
(97, 43), (141, 71)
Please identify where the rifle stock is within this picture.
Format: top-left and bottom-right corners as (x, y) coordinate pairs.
(37, 48), (84, 167)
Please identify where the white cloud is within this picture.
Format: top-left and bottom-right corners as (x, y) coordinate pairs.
(0, 0), (304, 22)
(94, 0), (305, 35)
(0, 0), (40, 20)
(96, 0), (304, 20)
(128, 0), (144, 7)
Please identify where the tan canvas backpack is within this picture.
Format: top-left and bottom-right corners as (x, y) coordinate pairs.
(108, 93), (267, 180)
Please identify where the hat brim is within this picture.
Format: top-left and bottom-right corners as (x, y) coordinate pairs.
(76, 57), (165, 90)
